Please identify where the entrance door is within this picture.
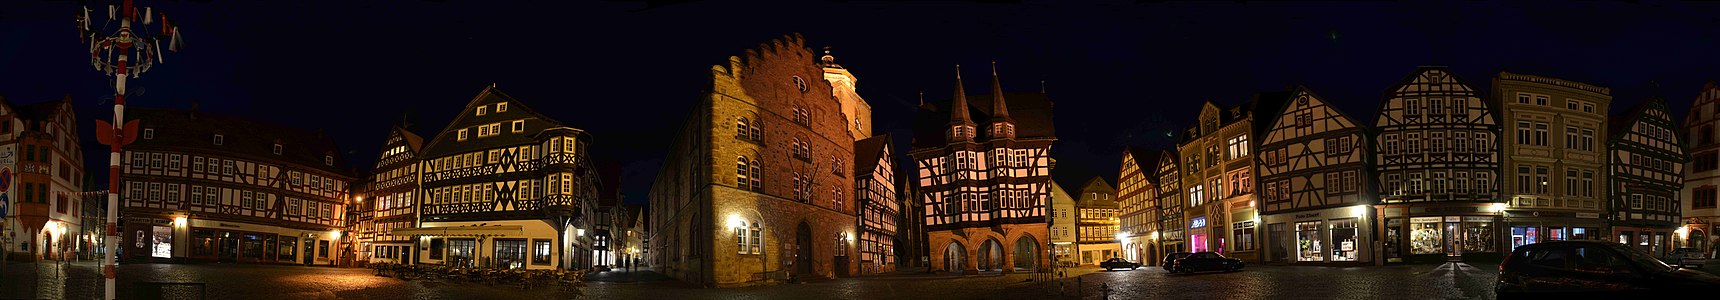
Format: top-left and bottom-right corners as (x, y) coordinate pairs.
(1268, 223), (1286, 263)
(220, 238), (238, 262)
(304, 240), (315, 265)
(1444, 222), (1460, 258)
(795, 222), (813, 275)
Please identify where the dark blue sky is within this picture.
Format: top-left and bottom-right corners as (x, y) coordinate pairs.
(5, 1), (1720, 207)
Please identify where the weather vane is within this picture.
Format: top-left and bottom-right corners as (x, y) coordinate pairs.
(75, 1), (183, 299)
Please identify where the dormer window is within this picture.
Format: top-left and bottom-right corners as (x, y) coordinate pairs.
(458, 129), (469, 141)
(325, 155), (334, 166)
(142, 128), (155, 140)
(496, 103), (508, 112)
(213, 134), (224, 145)
(477, 106), (488, 116)
(273, 143), (283, 155)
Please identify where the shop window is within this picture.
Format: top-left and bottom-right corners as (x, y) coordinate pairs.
(1511, 226), (1539, 251)
(449, 239), (476, 268)
(1232, 221), (1255, 252)
(278, 238), (298, 261)
(533, 240), (552, 265)
(319, 240), (330, 259)
(1331, 219), (1359, 261)
(1410, 217), (1443, 255)
(1295, 221), (1323, 262)
(1460, 218), (1495, 253)
(495, 239), (527, 269)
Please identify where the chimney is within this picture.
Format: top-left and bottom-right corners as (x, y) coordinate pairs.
(188, 100), (200, 120)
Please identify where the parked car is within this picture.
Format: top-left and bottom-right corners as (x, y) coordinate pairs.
(1161, 252), (1192, 271)
(1167, 252), (1243, 274)
(1497, 241), (1720, 298)
(1664, 247), (1707, 268)
(1100, 258), (1140, 271)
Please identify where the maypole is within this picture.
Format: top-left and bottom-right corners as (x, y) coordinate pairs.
(75, 0), (183, 299)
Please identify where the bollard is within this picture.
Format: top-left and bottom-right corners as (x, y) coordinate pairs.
(1077, 277), (1082, 299)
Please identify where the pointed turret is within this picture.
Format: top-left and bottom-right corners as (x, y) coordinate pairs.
(948, 65), (975, 143)
(990, 61), (1013, 123)
(988, 61), (1016, 140)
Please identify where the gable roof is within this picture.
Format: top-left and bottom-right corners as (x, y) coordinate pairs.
(129, 107), (354, 177)
(420, 85), (567, 158)
(1609, 97), (1672, 142)
(1124, 147), (1161, 184)
(853, 134), (892, 176)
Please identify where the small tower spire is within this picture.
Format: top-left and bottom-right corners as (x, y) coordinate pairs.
(990, 61), (1013, 123)
(948, 65), (974, 143)
(820, 46), (839, 68)
(988, 61), (1015, 140)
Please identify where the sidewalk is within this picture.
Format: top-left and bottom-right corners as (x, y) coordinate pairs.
(586, 267), (671, 283)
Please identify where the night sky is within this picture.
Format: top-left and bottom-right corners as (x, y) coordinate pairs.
(5, 1), (1720, 208)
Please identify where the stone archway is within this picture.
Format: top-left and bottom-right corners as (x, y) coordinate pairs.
(1013, 235), (1040, 271)
(943, 241), (966, 273)
(978, 239), (1004, 272)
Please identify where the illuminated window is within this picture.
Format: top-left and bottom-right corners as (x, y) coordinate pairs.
(512, 120), (525, 133)
(497, 102), (508, 112)
(458, 129), (468, 141)
(477, 106), (487, 116)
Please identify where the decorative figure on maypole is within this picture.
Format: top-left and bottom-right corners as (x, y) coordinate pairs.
(76, 1), (182, 299)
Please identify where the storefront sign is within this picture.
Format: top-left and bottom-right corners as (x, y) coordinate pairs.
(1190, 217), (1206, 229)
(1383, 208), (1405, 218)
(1575, 213), (1600, 219)
(1294, 212), (1322, 219)
(218, 223), (242, 228)
(1444, 216), (1462, 222)
(1463, 216), (1493, 223)
(1410, 217), (1442, 223)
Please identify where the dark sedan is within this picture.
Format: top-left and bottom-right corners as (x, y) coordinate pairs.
(1497, 240), (1720, 298)
(1167, 252), (1243, 274)
(1100, 258), (1140, 271)
(1161, 252), (1192, 271)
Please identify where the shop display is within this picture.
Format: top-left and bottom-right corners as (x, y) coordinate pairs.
(1410, 218), (1442, 255)
(1331, 219), (1358, 261)
(1296, 221), (1322, 262)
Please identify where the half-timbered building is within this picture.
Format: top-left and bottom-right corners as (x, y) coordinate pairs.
(118, 107), (354, 266)
(355, 126), (423, 264)
(912, 63), (1054, 275)
(1257, 87), (1373, 264)
(1175, 99), (1270, 262)
(1494, 72), (1612, 246)
(1074, 177), (1119, 265)
(1154, 150), (1184, 257)
(401, 85), (600, 271)
(1117, 148), (1158, 264)
(1373, 67), (1504, 263)
(1681, 82), (1720, 258)
(853, 135), (897, 274)
(647, 34), (862, 287)
(0, 97), (88, 261)
(1609, 98), (1685, 257)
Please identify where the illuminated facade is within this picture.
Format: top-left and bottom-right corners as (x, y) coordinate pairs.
(117, 107), (353, 266)
(1373, 67), (1503, 263)
(1257, 87), (1374, 264)
(1608, 98), (1685, 257)
(648, 34), (862, 287)
(853, 135), (898, 274)
(1154, 150), (1184, 257)
(1682, 82), (1720, 258)
(1049, 182), (1075, 265)
(407, 85), (600, 271)
(1074, 177), (1119, 265)
(0, 97), (87, 261)
(1494, 72), (1612, 248)
(1116, 148), (1158, 264)
(911, 62), (1054, 274)
(1175, 100), (1263, 262)
(354, 126), (423, 264)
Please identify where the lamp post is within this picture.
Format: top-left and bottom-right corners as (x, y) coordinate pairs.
(76, 1), (183, 299)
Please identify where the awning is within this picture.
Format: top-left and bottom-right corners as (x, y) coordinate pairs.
(389, 225), (524, 237)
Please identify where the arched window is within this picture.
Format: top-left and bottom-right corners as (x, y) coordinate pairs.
(737, 117), (750, 139)
(749, 119), (763, 141)
(737, 156), (751, 189)
(749, 159), (763, 192)
(748, 222), (762, 254)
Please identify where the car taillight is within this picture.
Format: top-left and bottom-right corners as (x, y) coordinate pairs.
(1499, 254), (1512, 272)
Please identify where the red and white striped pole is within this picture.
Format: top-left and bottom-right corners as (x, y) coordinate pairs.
(78, 1), (179, 298)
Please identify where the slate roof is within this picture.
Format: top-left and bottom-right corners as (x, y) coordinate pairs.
(912, 92), (1056, 148)
(420, 85), (568, 159)
(853, 134), (891, 176)
(128, 107), (354, 177)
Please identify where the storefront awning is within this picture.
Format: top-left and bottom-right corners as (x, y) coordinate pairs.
(390, 225), (523, 237)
